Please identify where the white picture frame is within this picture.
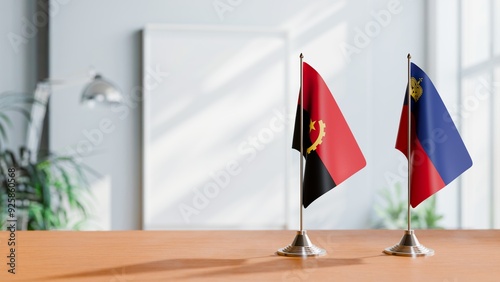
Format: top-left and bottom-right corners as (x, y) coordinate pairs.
(142, 24), (291, 230)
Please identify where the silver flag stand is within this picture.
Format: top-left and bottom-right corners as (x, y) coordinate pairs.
(277, 230), (326, 257)
(277, 53), (326, 257)
(383, 54), (434, 257)
(384, 230), (434, 257)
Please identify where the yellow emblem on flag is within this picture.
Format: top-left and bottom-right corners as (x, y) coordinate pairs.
(307, 119), (326, 154)
(411, 77), (423, 102)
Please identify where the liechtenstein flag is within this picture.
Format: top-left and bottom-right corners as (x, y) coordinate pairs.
(395, 62), (472, 208)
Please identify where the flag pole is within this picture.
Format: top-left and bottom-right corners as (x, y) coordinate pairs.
(406, 53), (412, 232)
(383, 53), (434, 257)
(277, 53), (325, 257)
(299, 53), (304, 232)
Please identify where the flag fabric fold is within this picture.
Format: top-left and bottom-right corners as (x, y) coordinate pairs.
(395, 62), (472, 208)
(292, 62), (366, 208)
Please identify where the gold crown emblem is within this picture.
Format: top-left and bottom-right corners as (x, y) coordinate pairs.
(411, 77), (423, 102)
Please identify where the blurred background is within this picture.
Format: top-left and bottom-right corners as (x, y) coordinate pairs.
(0, 0), (498, 230)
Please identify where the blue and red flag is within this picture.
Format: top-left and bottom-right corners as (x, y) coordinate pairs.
(396, 62), (472, 208)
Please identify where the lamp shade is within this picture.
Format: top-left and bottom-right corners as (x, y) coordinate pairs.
(81, 74), (122, 106)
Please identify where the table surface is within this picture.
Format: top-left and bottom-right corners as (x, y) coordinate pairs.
(0, 229), (499, 281)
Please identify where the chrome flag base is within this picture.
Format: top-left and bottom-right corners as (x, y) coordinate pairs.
(383, 230), (434, 257)
(277, 230), (326, 257)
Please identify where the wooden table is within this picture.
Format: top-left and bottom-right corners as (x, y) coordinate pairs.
(0, 230), (499, 281)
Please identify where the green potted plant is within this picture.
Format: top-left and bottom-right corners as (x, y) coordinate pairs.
(0, 92), (94, 230)
(373, 181), (444, 229)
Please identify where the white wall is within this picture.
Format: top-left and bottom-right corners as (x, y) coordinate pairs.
(0, 0), (37, 150)
(49, 0), (426, 230)
(430, 0), (500, 229)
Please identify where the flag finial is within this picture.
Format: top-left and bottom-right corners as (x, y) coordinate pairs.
(407, 53), (411, 59)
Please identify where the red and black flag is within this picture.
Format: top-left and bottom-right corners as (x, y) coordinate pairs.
(292, 62), (366, 208)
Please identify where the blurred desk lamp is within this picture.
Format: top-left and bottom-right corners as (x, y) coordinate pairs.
(80, 74), (122, 107)
(26, 69), (122, 161)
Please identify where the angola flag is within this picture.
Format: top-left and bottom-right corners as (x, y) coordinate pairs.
(395, 62), (472, 207)
(292, 62), (366, 208)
